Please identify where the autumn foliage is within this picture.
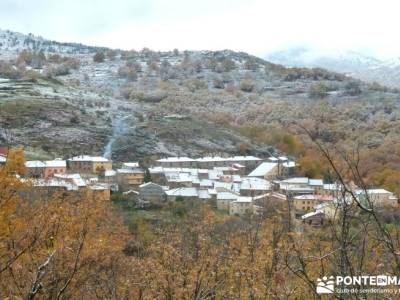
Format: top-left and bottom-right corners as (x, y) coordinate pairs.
(1, 150), (400, 299)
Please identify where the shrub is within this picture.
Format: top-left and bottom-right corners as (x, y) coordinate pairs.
(93, 52), (105, 63)
(185, 79), (207, 92)
(221, 58), (236, 72)
(106, 50), (117, 60)
(0, 61), (21, 79)
(213, 77), (225, 89)
(308, 83), (328, 98)
(118, 66), (138, 81)
(344, 81), (362, 96)
(244, 58), (258, 70)
(240, 79), (255, 92)
(46, 64), (70, 77)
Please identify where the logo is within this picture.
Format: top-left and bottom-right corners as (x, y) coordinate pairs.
(316, 276), (335, 294)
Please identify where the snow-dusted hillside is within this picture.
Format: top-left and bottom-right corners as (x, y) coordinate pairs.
(0, 29), (107, 54)
(266, 47), (400, 88)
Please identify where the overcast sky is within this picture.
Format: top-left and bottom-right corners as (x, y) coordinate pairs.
(0, 0), (399, 59)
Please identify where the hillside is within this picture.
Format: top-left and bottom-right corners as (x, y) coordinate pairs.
(266, 47), (400, 88)
(1, 29), (400, 192)
(0, 29), (107, 55)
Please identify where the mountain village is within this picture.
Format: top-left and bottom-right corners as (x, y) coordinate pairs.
(1, 147), (397, 227)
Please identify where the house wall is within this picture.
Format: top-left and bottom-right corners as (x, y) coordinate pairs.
(43, 166), (66, 179)
(229, 202), (253, 216)
(117, 173), (144, 192)
(217, 199), (233, 211)
(240, 189), (269, 197)
(139, 184), (165, 203)
(303, 214), (324, 227)
(68, 161), (92, 174)
(293, 199), (330, 213)
(92, 161), (113, 173)
(27, 167), (45, 178)
(264, 165), (279, 180)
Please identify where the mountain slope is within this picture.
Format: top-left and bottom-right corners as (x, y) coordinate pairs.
(266, 47), (400, 88)
(0, 29), (399, 168)
(0, 29), (107, 54)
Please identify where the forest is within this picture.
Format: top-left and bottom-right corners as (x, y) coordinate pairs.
(1, 146), (400, 299)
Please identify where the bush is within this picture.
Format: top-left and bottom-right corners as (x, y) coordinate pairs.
(309, 83), (328, 98)
(70, 115), (80, 124)
(130, 91), (168, 102)
(221, 58), (236, 72)
(213, 77), (225, 89)
(244, 58), (258, 70)
(46, 64), (70, 77)
(118, 66), (138, 81)
(0, 61), (21, 79)
(106, 50), (117, 60)
(239, 79), (255, 92)
(185, 79), (207, 92)
(93, 52), (105, 63)
(344, 81), (362, 96)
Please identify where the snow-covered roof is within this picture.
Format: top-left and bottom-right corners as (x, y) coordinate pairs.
(323, 183), (343, 191)
(248, 162), (277, 177)
(196, 155), (261, 162)
(214, 181), (233, 190)
(200, 179), (213, 187)
(165, 187), (198, 197)
(0, 155), (6, 163)
(233, 196), (253, 203)
(32, 178), (78, 191)
(26, 160), (66, 168)
(157, 156), (261, 163)
(149, 166), (164, 173)
(157, 157), (196, 163)
(213, 166), (238, 172)
(294, 194), (334, 201)
(309, 179), (324, 186)
(208, 188), (217, 195)
(301, 210), (324, 220)
(228, 156), (261, 161)
(68, 155), (110, 162)
(240, 177), (271, 191)
(281, 177), (309, 184)
(278, 156), (288, 161)
(268, 157), (279, 161)
(217, 191), (239, 200)
(88, 184), (110, 191)
(232, 163), (246, 168)
(53, 173), (86, 187)
(280, 186), (315, 192)
(208, 170), (223, 180)
(45, 159), (66, 168)
(283, 161), (296, 168)
(165, 172), (192, 182)
(139, 182), (162, 188)
(104, 170), (116, 177)
(117, 168), (144, 174)
(198, 189), (211, 199)
(25, 161), (46, 168)
(355, 189), (393, 195)
(122, 162), (139, 168)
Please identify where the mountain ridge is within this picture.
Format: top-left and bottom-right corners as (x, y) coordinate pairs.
(266, 46), (400, 88)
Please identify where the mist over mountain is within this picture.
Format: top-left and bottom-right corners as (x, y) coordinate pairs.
(266, 46), (400, 88)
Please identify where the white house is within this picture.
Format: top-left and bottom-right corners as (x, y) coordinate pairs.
(248, 162), (278, 180)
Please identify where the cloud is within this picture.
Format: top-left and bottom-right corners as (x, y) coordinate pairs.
(0, 0), (399, 59)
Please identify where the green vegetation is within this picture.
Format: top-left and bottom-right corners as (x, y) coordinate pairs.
(93, 52), (106, 63)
